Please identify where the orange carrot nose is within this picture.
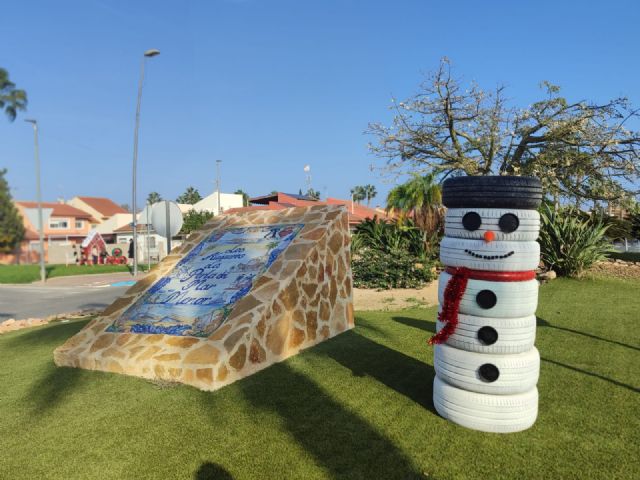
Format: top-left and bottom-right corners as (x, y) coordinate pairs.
(483, 231), (495, 243)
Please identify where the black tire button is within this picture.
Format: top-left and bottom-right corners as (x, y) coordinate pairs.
(478, 326), (498, 345)
(476, 290), (497, 309)
(478, 363), (500, 382)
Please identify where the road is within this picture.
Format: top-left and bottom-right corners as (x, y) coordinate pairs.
(0, 273), (140, 321)
(0, 284), (130, 321)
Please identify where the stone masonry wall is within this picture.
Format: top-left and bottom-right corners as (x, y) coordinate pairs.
(54, 205), (354, 391)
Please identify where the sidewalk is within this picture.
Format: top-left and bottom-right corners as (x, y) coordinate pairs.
(31, 272), (145, 288)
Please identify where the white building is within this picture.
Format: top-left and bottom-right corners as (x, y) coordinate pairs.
(95, 212), (134, 236)
(191, 191), (244, 214)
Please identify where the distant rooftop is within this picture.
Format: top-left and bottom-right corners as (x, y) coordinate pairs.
(225, 192), (390, 226)
(250, 192), (317, 205)
(16, 201), (96, 221)
(75, 196), (128, 217)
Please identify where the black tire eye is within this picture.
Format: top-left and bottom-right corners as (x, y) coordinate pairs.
(478, 364), (500, 382)
(478, 326), (498, 345)
(462, 212), (482, 231)
(476, 290), (497, 309)
(498, 213), (519, 233)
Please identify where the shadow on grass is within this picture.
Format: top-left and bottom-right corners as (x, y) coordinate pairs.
(3, 319), (89, 348)
(322, 330), (435, 411)
(537, 316), (639, 352)
(541, 357), (640, 394)
(352, 318), (386, 335)
(392, 316), (436, 334)
(26, 363), (87, 415)
(1, 321), (92, 415)
(230, 357), (424, 480)
(194, 462), (234, 480)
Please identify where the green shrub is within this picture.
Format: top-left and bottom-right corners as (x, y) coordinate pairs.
(350, 217), (438, 289)
(539, 205), (612, 277)
(576, 209), (633, 241)
(352, 217), (440, 261)
(352, 248), (435, 289)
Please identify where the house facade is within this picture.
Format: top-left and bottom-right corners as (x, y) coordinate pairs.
(15, 201), (95, 243)
(2, 201), (97, 264)
(67, 196), (128, 224)
(112, 223), (177, 263)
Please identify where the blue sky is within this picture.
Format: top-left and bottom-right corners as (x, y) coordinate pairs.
(1, 0), (638, 209)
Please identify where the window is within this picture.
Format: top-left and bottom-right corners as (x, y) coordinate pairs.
(148, 236), (156, 248)
(75, 220), (84, 229)
(49, 219), (69, 229)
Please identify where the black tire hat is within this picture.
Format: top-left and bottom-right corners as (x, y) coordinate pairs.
(442, 176), (542, 209)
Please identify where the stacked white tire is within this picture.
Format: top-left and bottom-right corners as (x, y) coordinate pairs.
(433, 176), (542, 433)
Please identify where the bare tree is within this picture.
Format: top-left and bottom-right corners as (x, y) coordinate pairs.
(368, 58), (640, 203)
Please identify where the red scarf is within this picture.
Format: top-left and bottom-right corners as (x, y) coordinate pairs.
(428, 267), (535, 345)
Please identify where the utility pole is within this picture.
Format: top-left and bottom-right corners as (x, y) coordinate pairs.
(131, 48), (160, 277)
(216, 159), (222, 214)
(146, 203), (151, 270)
(304, 165), (311, 195)
(25, 119), (46, 283)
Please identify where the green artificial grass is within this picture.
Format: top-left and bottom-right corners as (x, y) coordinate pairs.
(0, 277), (638, 479)
(0, 264), (149, 284)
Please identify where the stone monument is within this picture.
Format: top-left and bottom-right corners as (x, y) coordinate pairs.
(54, 204), (354, 391)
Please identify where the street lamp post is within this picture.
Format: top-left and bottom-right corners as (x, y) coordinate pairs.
(146, 203), (151, 271)
(131, 48), (160, 277)
(216, 159), (222, 214)
(24, 119), (46, 283)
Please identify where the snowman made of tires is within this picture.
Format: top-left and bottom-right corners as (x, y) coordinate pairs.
(430, 176), (542, 433)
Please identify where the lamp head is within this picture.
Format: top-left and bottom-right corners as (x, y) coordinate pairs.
(144, 49), (161, 57)
(24, 118), (37, 125)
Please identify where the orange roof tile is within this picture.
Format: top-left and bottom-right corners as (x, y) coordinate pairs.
(113, 223), (154, 233)
(225, 193), (389, 226)
(16, 201), (97, 221)
(325, 198), (390, 224)
(76, 196), (128, 217)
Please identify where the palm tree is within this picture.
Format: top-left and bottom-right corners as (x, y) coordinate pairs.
(386, 172), (442, 233)
(176, 186), (202, 204)
(0, 68), (27, 122)
(147, 191), (162, 205)
(363, 184), (377, 207)
(350, 186), (366, 203)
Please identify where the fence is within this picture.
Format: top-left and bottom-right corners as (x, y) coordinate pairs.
(612, 239), (640, 253)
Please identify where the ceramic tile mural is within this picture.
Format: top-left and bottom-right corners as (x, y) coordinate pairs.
(54, 205), (354, 392)
(107, 223), (304, 337)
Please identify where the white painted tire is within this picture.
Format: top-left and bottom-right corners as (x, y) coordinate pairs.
(436, 313), (536, 354)
(438, 271), (538, 318)
(433, 344), (539, 395)
(440, 237), (540, 271)
(433, 376), (538, 433)
(445, 208), (540, 242)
